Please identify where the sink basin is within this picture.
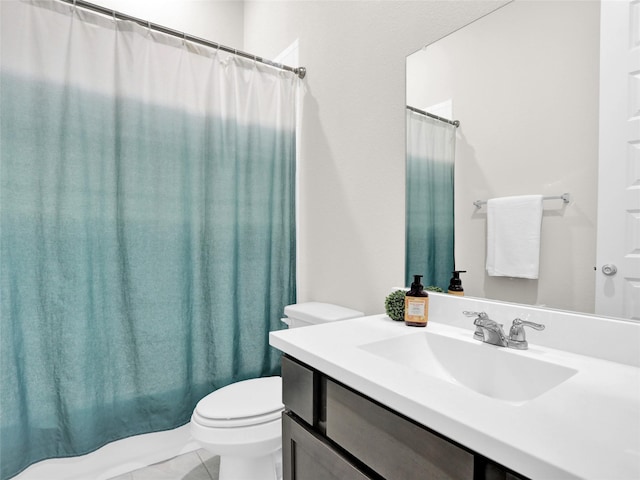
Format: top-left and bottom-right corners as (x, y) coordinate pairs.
(359, 330), (577, 403)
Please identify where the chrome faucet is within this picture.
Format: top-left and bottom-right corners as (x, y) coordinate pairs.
(463, 312), (545, 350)
(463, 311), (508, 347)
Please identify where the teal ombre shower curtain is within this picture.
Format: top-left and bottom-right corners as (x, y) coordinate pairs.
(405, 109), (455, 290)
(0, 2), (297, 478)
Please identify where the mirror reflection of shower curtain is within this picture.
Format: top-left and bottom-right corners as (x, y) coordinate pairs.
(405, 109), (455, 290)
(0, 2), (297, 478)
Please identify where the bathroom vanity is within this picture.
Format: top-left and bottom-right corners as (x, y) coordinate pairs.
(269, 293), (640, 480)
(281, 354), (524, 479)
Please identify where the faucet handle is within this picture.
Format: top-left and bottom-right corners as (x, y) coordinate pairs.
(508, 318), (545, 350)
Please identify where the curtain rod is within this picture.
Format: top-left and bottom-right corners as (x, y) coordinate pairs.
(406, 105), (460, 128)
(60, 0), (307, 79)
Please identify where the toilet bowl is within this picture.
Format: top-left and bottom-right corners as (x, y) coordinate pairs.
(191, 376), (284, 480)
(190, 302), (364, 480)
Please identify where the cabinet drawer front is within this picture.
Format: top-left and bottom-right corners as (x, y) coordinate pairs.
(282, 355), (316, 425)
(283, 412), (374, 480)
(326, 380), (474, 480)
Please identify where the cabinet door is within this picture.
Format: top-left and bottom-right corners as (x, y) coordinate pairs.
(282, 412), (374, 480)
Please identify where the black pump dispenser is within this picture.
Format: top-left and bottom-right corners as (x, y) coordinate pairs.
(448, 270), (466, 296)
(404, 274), (428, 327)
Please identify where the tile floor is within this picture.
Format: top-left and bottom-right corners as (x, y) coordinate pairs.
(108, 450), (220, 480)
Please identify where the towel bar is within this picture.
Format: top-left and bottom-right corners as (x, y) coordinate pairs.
(473, 193), (571, 208)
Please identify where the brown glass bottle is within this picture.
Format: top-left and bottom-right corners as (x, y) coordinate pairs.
(404, 274), (428, 327)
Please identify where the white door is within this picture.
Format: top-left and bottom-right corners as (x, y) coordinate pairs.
(595, 0), (640, 320)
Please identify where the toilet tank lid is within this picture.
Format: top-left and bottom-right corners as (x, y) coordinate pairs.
(284, 302), (364, 324)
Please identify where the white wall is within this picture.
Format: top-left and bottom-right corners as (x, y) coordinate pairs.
(243, 0), (508, 314)
(407, 0), (600, 314)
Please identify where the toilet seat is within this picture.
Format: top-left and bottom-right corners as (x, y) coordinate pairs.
(193, 376), (283, 428)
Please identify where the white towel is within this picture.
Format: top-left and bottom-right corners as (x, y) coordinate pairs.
(486, 195), (544, 279)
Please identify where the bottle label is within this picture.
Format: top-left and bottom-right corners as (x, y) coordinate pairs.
(404, 297), (428, 324)
(448, 290), (464, 296)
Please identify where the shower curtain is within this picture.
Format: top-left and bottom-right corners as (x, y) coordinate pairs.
(0, 2), (297, 478)
(405, 109), (455, 290)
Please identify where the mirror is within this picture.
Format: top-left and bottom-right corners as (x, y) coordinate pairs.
(406, 0), (601, 315)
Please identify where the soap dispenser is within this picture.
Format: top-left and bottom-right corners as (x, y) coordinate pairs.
(404, 274), (428, 327)
(448, 270), (466, 296)
(448, 270), (467, 297)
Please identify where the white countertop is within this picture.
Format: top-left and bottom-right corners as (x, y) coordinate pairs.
(269, 314), (640, 480)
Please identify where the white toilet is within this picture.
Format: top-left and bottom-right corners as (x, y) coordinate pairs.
(189, 302), (364, 480)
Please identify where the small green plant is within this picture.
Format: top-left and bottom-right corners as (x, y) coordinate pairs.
(384, 290), (406, 321)
(385, 286), (444, 321)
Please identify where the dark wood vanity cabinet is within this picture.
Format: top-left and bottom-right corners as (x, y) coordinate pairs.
(281, 355), (528, 480)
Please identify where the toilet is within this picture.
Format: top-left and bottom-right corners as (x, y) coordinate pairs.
(189, 302), (364, 480)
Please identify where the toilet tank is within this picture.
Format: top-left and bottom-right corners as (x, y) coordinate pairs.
(282, 302), (364, 328)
